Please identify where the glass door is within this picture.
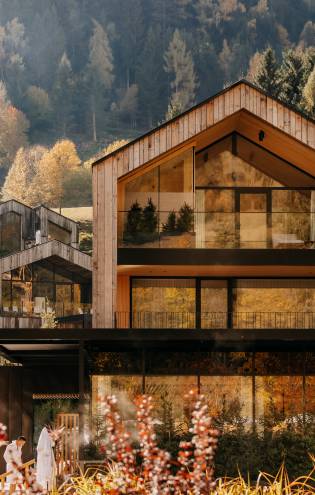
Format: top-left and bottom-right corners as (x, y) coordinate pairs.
(235, 190), (271, 248)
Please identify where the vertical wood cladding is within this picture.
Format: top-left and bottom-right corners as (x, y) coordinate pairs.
(92, 81), (315, 328)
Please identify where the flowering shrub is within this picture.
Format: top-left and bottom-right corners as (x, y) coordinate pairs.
(62, 391), (219, 494)
(59, 391), (315, 494)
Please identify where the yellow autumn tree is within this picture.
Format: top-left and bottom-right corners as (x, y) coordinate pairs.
(0, 82), (29, 171)
(33, 139), (81, 207)
(2, 145), (48, 205)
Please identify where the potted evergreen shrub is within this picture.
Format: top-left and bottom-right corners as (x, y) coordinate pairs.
(162, 210), (177, 235)
(140, 197), (159, 243)
(123, 198), (159, 244)
(123, 200), (143, 244)
(176, 203), (194, 232)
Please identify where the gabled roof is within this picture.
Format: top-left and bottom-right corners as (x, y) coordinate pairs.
(0, 199), (79, 226)
(92, 79), (315, 180)
(0, 240), (91, 280)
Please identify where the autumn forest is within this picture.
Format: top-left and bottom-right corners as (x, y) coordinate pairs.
(0, 0), (314, 208)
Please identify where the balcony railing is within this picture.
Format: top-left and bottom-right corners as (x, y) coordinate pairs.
(0, 301), (92, 319)
(115, 311), (315, 329)
(118, 188), (315, 249)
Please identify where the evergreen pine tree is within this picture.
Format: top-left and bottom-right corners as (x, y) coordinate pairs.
(253, 47), (280, 98)
(164, 29), (198, 112)
(303, 66), (315, 116)
(142, 197), (158, 237)
(176, 203), (194, 232)
(53, 52), (75, 136)
(138, 26), (167, 127)
(162, 210), (177, 233)
(87, 19), (114, 141)
(278, 49), (312, 107)
(124, 201), (143, 243)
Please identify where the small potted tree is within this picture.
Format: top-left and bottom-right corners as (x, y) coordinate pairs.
(123, 200), (143, 244)
(141, 197), (159, 243)
(176, 203), (194, 233)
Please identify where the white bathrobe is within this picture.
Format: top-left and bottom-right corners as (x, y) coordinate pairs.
(3, 440), (23, 484)
(36, 427), (56, 490)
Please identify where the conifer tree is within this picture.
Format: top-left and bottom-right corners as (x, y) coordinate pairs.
(53, 52), (75, 136)
(164, 29), (198, 113)
(24, 86), (52, 134)
(162, 210), (177, 233)
(253, 47), (280, 97)
(87, 19), (114, 141)
(142, 198), (158, 237)
(124, 201), (143, 243)
(303, 66), (315, 116)
(278, 49), (312, 107)
(176, 203), (194, 232)
(138, 26), (167, 127)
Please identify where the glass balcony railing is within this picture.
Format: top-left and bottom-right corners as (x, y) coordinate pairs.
(115, 311), (315, 329)
(118, 188), (315, 249)
(118, 211), (315, 249)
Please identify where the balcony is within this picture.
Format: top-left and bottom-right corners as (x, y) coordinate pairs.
(0, 301), (92, 318)
(118, 188), (315, 250)
(114, 311), (315, 330)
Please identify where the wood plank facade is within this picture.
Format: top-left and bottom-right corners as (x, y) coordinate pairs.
(0, 200), (79, 250)
(92, 80), (315, 328)
(0, 240), (92, 308)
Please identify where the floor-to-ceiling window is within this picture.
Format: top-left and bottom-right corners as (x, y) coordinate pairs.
(1, 261), (91, 316)
(132, 278), (196, 328)
(118, 133), (315, 249)
(130, 277), (315, 329)
(233, 279), (315, 329)
(91, 351), (315, 478)
(118, 149), (194, 248)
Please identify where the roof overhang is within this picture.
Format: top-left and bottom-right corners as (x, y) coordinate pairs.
(0, 240), (92, 282)
(92, 80), (315, 183)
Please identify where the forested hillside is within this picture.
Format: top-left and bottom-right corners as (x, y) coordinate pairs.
(0, 0), (314, 207)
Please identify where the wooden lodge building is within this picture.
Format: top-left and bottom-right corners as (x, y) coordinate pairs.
(1, 80), (315, 471)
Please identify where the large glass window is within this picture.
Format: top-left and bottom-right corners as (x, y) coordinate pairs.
(0, 212), (21, 255)
(118, 133), (315, 249)
(233, 279), (315, 329)
(91, 354), (315, 436)
(145, 376), (197, 430)
(132, 278), (196, 328)
(91, 375), (142, 443)
(201, 280), (227, 328)
(201, 376), (253, 427)
(48, 221), (71, 244)
(118, 149), (194, 248)
(195, 136), (282, 188)
(129, 277), (315, 330)
(1, 261), (90, 316)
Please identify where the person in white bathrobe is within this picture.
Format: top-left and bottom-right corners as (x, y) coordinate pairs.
(36, 426), (56, 491)
(3, 436), (26, 494)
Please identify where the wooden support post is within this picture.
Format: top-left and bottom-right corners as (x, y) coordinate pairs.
(78, 340), (85, 462)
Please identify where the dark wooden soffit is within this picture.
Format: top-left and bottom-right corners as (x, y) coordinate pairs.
(0, 240), (92, 278)
(118, 248), (315, 266)
(0, 329), (315, 353)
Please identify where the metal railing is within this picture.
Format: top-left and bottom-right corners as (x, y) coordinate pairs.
(115, 311), (315, 329)
(0, 301), (92, 318)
